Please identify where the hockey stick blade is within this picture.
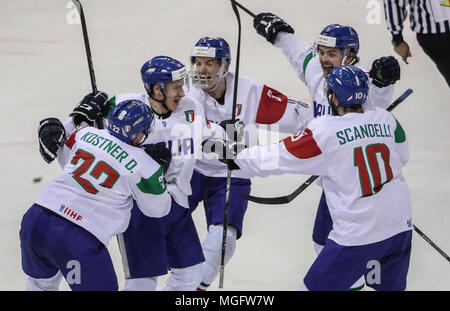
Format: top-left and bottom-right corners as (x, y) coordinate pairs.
(241, 175), (318, 204)
(241, 88), (413, 205)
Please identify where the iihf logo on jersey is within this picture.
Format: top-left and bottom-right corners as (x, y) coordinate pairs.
(185, 110), (195, 123)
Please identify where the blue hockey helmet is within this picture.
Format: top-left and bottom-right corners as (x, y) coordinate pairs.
(325, 65), (369, 108)
(190, 37), (231, 64)
(108, 99), (154, 146)
(140, 56), (186, 95)
(316, 24), (359, 54)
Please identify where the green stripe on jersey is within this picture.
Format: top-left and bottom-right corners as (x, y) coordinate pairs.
(394, 119), (406, 143)
(104, 96), (116, 120)
(303, 52), (314, 75)
(137, 166), (166, 195)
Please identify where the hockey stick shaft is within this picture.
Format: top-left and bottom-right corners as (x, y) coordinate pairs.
(219, 0), (242, 289)
(232, 0), (256, 18)
(72, 0), (103, 129)
(413, 225), (450, 262)
(242, 88), (413, 204)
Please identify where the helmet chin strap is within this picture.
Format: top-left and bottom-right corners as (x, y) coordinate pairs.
(341, 49), (358, 66)
(327, 92), (340, 116)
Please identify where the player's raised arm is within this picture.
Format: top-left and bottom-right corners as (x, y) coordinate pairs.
(253, 12), (312, 84)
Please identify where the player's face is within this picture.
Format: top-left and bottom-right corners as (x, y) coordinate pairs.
(193, 57), (224, 90)
(131, 131), (146, 146)
(318, 46), (344, 77)
(164, 79), (185, 111)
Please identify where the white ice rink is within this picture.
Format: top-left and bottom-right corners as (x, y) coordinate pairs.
(1, 0), (449, 291)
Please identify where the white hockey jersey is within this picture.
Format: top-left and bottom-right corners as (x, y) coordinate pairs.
(36, 127), (171, 246)
(235, 108), (412, 246)
(111, 93), (222, 208)
(274, 32), (395, 116)
(186, 71), (313, 178)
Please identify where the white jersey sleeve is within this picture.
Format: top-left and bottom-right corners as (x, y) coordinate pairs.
(56, 118), (89, 168)
(274, 32), (314, 84)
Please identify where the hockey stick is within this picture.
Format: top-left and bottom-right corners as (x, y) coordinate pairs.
(241, 88), (413, 205)
(71, 0), (103, 129)
(232, 0), (256, 18)
(218, 0), (242, 289)
(413, 225), (450, 263)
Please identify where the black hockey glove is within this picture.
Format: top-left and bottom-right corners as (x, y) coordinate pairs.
(253, 12), (294, 44)
(202, 138), (246, 171)
(218, 119), (245, 142)
(144, 142), (172, 174)
(369, 56), (400, 88)
(38, 117), (66, 164)
(70, 91), (109, 127)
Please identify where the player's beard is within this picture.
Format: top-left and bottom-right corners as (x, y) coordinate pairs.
(321, 62), (334, 78)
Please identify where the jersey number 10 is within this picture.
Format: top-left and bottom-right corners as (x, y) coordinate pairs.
(70, 149), (120, 194)
(354, 143), (393, 197)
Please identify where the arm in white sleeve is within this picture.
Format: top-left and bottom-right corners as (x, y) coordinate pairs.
(132, 162), (172, 218)
(235, 127), (330, 179)
(274, 32), (315, 84)
(365, 81), (395, 111)
(393, 117), (409, 166)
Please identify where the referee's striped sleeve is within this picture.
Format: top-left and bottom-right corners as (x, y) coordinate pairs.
(384, 0), (450, 35)
(383, 0), (408, 34)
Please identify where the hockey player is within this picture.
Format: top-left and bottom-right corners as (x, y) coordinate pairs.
(206, 65), (413, 291)
(186, 36), (312, 290)
(20, 100), (171, 290)
(253, 13), (401, 290)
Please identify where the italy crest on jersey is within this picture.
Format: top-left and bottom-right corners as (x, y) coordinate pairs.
(235, 104), (242, 116)
(185, 110), (195, 123)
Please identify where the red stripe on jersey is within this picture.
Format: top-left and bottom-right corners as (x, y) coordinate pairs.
(283, 128), (322, 159)
(205, 117), (211, 129)
(255, 85), (288, 124)
(65, 129), (80, 150)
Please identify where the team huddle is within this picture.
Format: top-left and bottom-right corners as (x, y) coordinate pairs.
(19, 11), (413, 291)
